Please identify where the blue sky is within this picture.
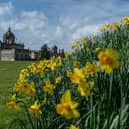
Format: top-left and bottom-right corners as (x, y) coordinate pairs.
(0, 0), (129, 51)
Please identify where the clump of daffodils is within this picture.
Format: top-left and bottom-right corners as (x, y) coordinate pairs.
(7, 17), (124, 129)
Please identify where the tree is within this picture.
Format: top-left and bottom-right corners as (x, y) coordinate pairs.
(40, 44), (50, 59)
(52, 45), (58, 57)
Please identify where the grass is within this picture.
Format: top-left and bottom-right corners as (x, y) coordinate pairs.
(0, 61), (34, 129)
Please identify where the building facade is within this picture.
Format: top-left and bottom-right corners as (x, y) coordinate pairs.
(0, 27), (38, 61)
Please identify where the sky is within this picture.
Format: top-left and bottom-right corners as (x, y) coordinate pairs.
(0, 0), (129, 51)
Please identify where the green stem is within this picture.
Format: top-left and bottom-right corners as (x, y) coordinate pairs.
(108, 72), (113, 107)
(17, 100), (35, 129)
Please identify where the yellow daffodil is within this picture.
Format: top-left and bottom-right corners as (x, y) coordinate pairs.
(35, 65), (43, 73)
(43, 80), (55, 94)
(92, 34), (97, 40)
(55, 77), (62, 84)
(81, 36), (88, 45)
(77, 80), (94, 100)
(67, 70), (73, 77)
(6, 94), (19, 111)
(51, 62), (57, 71)
(65, 52), (72, 57)
(70, 68), (85, 84)
(13, 84), (23, 92)
(99, 25), (106, 32)
(11, 94), (16, 100)
(113, 21), (119, 30)
(73, 61), (80, 68)
(105, 23), (113, 30)
(83, 62), (99, 76)
(6, 101), (19, 111)
(96, 47), (101, 52)
(19, 68), (29, 80)
(98, 49), (120, 74)
(56, 90), (80, 119)
(29, 101), (41, 115)
(57, 56), (62, 66)
(22, 82), (35, 95)
(69, 124), (80, 129)
(47, 57), (62, 71)
(70, 43), (76, 49)
(42, 98), (50, 105)
(121, 16), (129, 26)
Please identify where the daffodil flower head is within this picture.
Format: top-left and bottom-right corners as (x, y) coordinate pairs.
(56, 90), (80, 119)
(69, 124), (80, 129)
(55, 77), (62, 84)
(29, 101), (42, 115)
(98, 48), (120, 74)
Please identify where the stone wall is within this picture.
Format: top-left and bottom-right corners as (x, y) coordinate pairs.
(1, 49), (15, 61)
(0, 48), (39, 61)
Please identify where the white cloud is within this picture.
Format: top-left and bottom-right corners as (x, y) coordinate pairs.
(71, 25), (99, 40)
(21, 11), (47, 21)
(0, 0), (129, 51)
(52, 15), (101, 50)
(0, 2), (13, 16)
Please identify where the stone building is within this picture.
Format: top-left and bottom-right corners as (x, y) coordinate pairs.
(0, 27), (38, 61)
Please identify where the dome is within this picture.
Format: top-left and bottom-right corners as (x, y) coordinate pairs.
(3, 27), (15, 44)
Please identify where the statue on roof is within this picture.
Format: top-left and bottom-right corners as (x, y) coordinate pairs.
(3, 27), (15, 44)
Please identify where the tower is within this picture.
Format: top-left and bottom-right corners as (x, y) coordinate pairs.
(3, 27), (15, 44)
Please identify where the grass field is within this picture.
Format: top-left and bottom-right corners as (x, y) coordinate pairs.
(0, 61), (33, 129)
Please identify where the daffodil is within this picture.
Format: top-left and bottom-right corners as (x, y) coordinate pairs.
(77, 80), (94, 100)
(13, 84), (23, 92)
(99, 25), (106, 32)
(105, 23), (113, 30)
(73, 61), (80, 68)
(83, 62), (99, 76)
(29, 101), (41, 115)
(43, 80), (55, 94)
(113, 21), (119, 30)
(66, 70), (73, 77)
(6, 101), (19, 111)
(70, 43), (76, 49)
(19, 68), (29, 80)
(56, 90), (80, 119)
(81, 36), (88, 45)
(67, 68), (85, 84)
(22, 82), (35, 95)
(96, 47), (101, 52)
(6, 94), (19, 111)
(42, 98), (50, 105)
(69, 124), (80, 129)
(98, 49), (120, 73)
(55, 77), (62, 84)
(92, 34), (97, 40)
(121, 16), (129, 26)
(65, 52), (72, 57)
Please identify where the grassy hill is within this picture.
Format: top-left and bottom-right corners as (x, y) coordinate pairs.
(0, 61), (34, 129)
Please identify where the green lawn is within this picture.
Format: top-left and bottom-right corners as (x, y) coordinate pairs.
(0, 61), (33, 129)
